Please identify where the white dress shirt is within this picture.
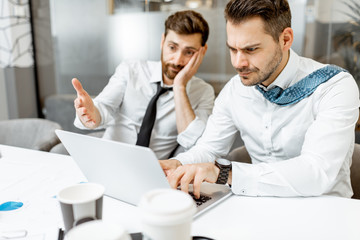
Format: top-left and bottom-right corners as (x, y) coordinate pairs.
(174, 49), (360, 198)
(74, 60), (215, 159)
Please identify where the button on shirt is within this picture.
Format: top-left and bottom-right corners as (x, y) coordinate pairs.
(74, 60), (215, 159)
(174, 49), (360, 198)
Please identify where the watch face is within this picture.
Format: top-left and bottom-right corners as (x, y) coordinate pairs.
(216, 158), (231, 166)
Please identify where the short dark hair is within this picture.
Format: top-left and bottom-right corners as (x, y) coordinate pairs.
(165, 10), (209, 46)
(224, 0), (291, 42)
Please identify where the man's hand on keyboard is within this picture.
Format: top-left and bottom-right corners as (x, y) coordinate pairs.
(159, 159), (182, 176)
(166, 163), (220, 199)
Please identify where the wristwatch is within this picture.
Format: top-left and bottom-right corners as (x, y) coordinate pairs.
(215, 158), (232, 184)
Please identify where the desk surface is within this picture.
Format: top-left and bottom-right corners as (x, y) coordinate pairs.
(1, 144), (360, 240)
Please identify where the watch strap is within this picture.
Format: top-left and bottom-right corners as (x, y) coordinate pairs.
(215, 161), (231, 184)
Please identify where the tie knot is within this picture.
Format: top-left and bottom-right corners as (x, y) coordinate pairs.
(157, 83), (172, 95)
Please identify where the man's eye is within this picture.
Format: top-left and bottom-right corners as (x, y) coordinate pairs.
(186, 51), (195, 56)
(247, 48), (257, 52)
(169, 45), (176, 51)
(229, 48), (237, 54)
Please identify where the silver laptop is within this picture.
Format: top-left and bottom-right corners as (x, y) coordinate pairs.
(55, 129), (232, 218)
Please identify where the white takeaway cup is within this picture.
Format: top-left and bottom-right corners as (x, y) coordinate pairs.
(139, 188), (196, 240)
(57, 183), (105, 233)
(66, 220), (131, 240)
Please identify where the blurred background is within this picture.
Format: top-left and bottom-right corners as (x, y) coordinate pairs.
(0, 0), (359, 133)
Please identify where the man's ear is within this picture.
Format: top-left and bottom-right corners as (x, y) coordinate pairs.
(280, 27), (293, 51)
(160, 33), (165, 50)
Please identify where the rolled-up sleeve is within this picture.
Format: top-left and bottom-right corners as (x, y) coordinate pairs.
(175, 83), (238, 164)
(177, 80), (215, 149)
(177, 116), (206, 148)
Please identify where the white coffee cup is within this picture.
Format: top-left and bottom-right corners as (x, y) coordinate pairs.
(66, 220), (131, 240)
(57, 183), (105, 233)
(139, 188), (196, 240)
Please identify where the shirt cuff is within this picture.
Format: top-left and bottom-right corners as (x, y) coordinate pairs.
(73, 116), (87, 129)
(171, 145), (218, 165)
(177, 116), (206, 149)
(231, 162), (261, 196)
(174, 155), (193, 166)
(93, 101), (106, 126)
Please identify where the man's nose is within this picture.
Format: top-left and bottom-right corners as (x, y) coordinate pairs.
(233, 52), (249, 69)
(173, 52), (186, 66)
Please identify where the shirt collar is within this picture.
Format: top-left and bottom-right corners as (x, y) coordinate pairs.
(150, 61), (173, 88)
(261, 48), (299, 91)
(150, 61), (163, 85)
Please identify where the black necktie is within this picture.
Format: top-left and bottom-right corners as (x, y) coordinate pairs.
(136, 82), (171, 147)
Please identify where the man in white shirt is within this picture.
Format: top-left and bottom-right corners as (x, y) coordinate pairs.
(161, 0), (360, 198)
(72, 10), (215, 159)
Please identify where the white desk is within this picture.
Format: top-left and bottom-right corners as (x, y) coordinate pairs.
(1, 144), (360, 240)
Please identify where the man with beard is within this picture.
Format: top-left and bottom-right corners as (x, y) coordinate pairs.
(161, 0), (360, 199)
(72, 10), (214, 159)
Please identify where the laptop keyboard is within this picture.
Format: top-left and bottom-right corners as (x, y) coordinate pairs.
(189, 192), (212, 207)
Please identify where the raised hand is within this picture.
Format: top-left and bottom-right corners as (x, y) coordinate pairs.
(72, 78), (101, 129)
(173, 45), (207, 89)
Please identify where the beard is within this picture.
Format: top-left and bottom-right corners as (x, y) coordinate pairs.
(236, 46), (283, 86)
(163, 63), (183, 80)
(161, 51), (184, 81)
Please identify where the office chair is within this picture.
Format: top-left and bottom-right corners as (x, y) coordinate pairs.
(227, 144), (360, 199)
(351, 143), (360, 199)
(226, 145), (251, 164)
(50, 130), (105, 155)
(0, 118), (62, 152)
